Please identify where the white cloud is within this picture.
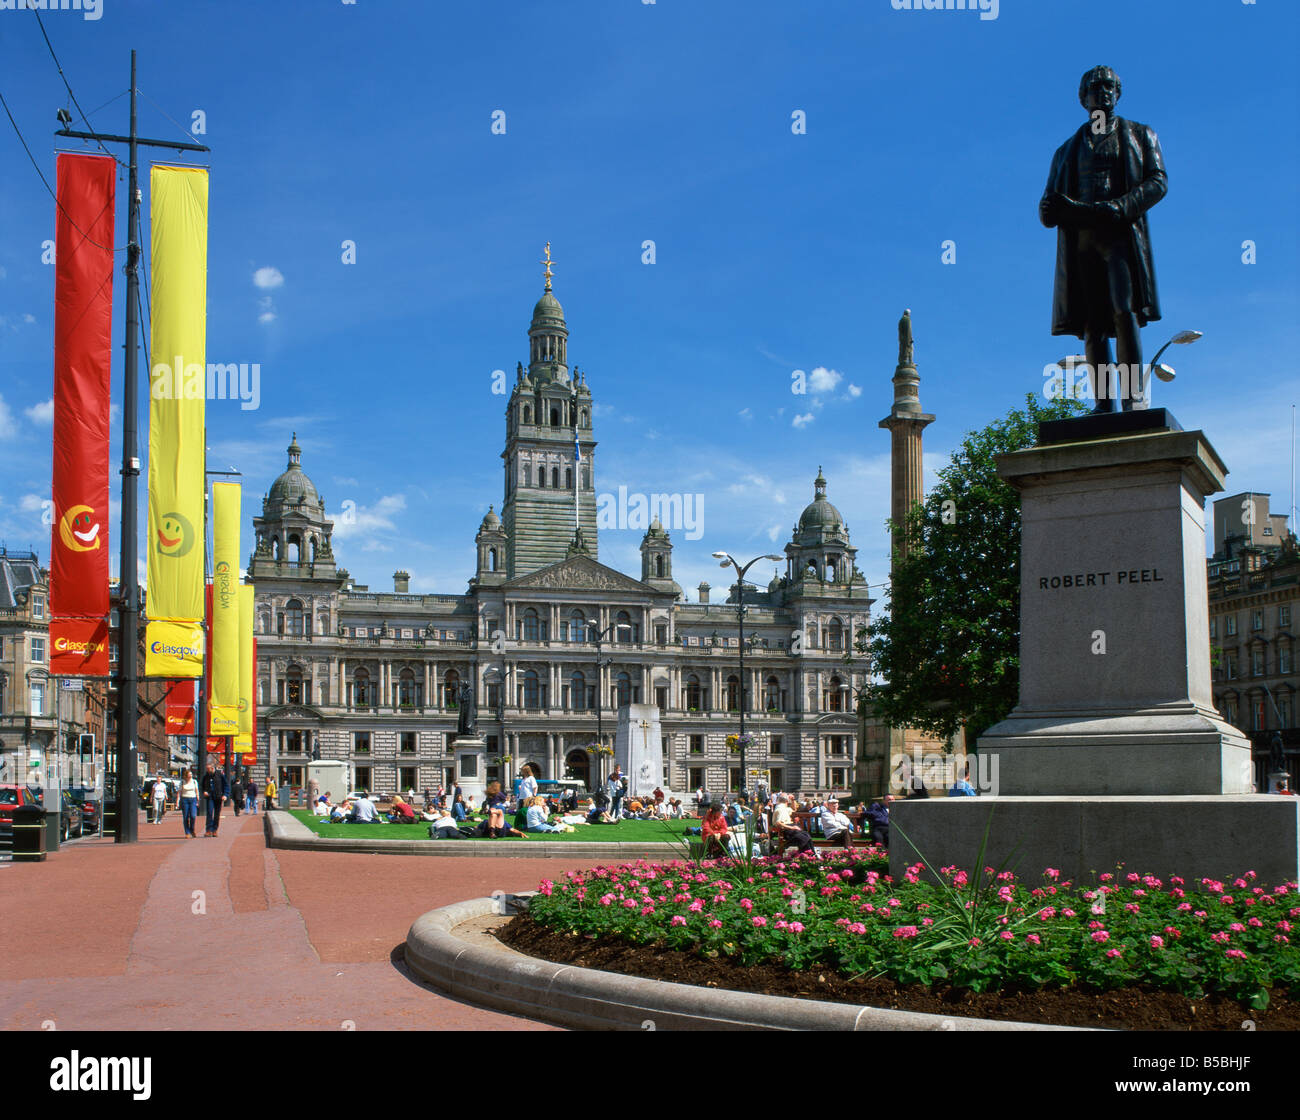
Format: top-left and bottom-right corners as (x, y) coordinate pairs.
(253, 266), (284, 289)
(109, 403), (120, 422)
(0, 395), (16, 439)
(22, 313), (35, 325)
(332, 494), (407, 539)
(846, 384), (862, 398)
(767, 524), (782, 541)
(257, 294), (277, 324)
(20, 493), (46, 512)
(809, 367), (842, 394)
(738, 407), (753, 421)
(792, 412), (815, 428)
(25, 399), (54, 424)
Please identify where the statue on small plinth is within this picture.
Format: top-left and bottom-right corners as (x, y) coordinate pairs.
(457, 681), (477, 737)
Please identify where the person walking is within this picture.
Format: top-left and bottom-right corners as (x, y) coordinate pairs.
(200, 762), (229, 837)
(151, 775), (168, 825)
(246, 777), (259, 816)
(230, 773), (245, 817)
(264, 774), (278, 812)
(179, 768), (199, 838)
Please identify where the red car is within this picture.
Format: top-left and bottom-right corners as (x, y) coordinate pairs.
(0, 785), (41, 838)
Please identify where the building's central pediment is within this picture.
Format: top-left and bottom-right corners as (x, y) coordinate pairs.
(505, 555), (650, 595)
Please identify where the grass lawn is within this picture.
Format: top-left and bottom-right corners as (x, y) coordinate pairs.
(289, 809), (694, 844)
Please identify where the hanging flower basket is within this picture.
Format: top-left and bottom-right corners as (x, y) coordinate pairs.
(726, 732), (759, 753)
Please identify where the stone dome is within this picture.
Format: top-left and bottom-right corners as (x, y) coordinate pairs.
(267, 433), (321, 509)
(797, 467), (844, 533)
(480, 504), (502, 530)
(532, 289), (565, 325)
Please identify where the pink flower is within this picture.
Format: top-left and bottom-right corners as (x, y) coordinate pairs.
(999, 931), (1014, 941)
(1026, 934), (1041, 945)
(641, 905), (655, 916)
(1163, 926), (1181, 939)
(1091, 930), (1110, 943)
(1088, 920), (1105, 930)
(1150, 935), (1165, 949)
(1061, 908), (1077, 918)
(968, 937), (981, 946)
(670, 916), (687, 927)
(847, 923), (867, 935)
(892, 926), (920, 939)
(688, 899), (704, 912)
(1106, 948), (1123, 959)
(1225, 949), (1247, 960)
(1229, 922), (1245, 932)
(789, 921), (805, 934)
(1210, 931), (1230, 944)
(599, 894), (614, 907)
(708, 919), (723, 929)
(751, 916), (767, 928)
(1045, 868), (1060, 880)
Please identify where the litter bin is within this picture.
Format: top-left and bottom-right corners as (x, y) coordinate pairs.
(12, 804), (47, 862)
(277, 787), (289, 810)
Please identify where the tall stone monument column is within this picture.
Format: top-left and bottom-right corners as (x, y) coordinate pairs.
(878, 310), (934, 568)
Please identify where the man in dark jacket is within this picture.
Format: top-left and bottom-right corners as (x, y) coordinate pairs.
(200, 762), (229, 837)
(1040, 65), (1166, 413)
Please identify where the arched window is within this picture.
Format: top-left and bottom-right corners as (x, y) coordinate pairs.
(765, 675), (781, 711)
(398, 668), (419, 708)
(616, 671), (632, 707)
(805, 622), (818, 650)
(725, 675), (740, 712)
(570, 671), (587, 711)
(826, 674), (844, 712)
(288, 535), (302, 565)
(522, 463), (531, 487)
(655, 555), (665, 577)
(285, 599), (304, 637)
(615, 610), (635, 644)
(551, 467), (559, 488)
(550, 407), (560, 426)
(685, 674), (702, 710)
(259, 611), (271, 635)
(522, 607), (540, 642)
(316, 612), (329, 636)
(443, 668), (460, 709)
(538, 467), (546, 488)
(580, 409), (588, 427)
(353, 668), (371, 708)
(522, 669), (540, 710)
(568, 610), (587, 643)
(522, 404), (532, 424)
(488, 547), (498, 572)
(826, 557), (839, 582)
(284, 665), (304, 706)
(827, 618), (844, 651)
(565, 468), (573, 489)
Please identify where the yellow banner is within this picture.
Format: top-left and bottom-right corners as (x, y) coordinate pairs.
(209, 482), (240, 734)
(235, 582), (254, 751)
(144, 619), (204, 678)
(146, 165), (208, 629)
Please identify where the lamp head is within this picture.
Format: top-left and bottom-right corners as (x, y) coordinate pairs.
(1171, 330), (1203, 345)
(711, 551), (728, 561)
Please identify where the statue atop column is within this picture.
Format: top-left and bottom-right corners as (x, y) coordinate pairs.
(897, 308), (914, 367)
(1040, 65), (1166, 413)
(456, 680), (477, 737)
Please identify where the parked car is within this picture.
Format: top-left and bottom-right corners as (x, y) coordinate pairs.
(67, 787), (100, 834)
(0, 784), (41, 838)
(56, 790), (83, 841)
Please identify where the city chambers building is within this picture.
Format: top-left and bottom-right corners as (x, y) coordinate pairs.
(248, 270), (868, 798)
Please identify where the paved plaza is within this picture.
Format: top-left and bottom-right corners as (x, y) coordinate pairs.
(1, 813), (595, 1031)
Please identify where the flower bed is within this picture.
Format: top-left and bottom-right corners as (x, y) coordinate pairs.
(519, 852), (1300, 1013)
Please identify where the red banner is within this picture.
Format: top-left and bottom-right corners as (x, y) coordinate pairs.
(49, 617), (110, 676)
(51, 153), (114, 619)
(164, 679), (196, 735)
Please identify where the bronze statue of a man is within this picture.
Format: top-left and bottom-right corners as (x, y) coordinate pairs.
(1041, 66), (1166, 413)
(456, 680), (477, 737)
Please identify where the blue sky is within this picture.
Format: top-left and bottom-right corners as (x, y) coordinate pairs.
(1, 0), (1297, 608)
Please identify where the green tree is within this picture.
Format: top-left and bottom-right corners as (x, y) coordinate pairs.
(858, 394), (1085, 744)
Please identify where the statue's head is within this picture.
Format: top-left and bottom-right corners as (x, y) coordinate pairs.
(1078, 66), (1121, 112)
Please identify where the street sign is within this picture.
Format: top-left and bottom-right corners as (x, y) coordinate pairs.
(60, 679), (84, 691)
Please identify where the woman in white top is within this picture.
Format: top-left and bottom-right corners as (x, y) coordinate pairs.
(516, 764), (538, 803)
(179, 769), (200, 838)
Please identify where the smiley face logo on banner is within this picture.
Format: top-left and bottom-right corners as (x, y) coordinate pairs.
(157, 511), (195, 557)
(59, 505), (102, 552)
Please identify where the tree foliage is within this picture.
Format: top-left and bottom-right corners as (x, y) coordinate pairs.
(859, 394), (1086, 744)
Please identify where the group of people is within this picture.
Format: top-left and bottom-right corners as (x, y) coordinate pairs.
(696, 790), (893, 861)
(175, 763), (276, 838)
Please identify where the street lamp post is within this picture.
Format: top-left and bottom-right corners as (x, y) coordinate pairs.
(587, 620), (616, 788)
(712, 551), (782, 798)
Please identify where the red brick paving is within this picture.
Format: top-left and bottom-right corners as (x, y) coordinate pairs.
(1, 810), (594, 1031)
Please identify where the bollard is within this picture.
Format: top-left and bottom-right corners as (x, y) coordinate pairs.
(12, 805), (47, 862)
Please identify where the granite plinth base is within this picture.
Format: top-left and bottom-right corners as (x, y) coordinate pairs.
(888, 796), (1300, 887)
(979, 709), (1254, 795)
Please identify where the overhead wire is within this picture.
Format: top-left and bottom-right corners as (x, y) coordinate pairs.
(29, 2), (123, 166)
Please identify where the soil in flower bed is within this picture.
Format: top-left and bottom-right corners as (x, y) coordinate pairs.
(497, 916), (1300, 1031)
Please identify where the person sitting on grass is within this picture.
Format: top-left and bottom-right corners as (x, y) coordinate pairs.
(313, 794), (331, 817)
(388, 795), (416, 824)
(701, 800), (732, 860)
(484, 781), (526, 838)
(524, 795), (572, 834)
(586, 789), (616, 824)
(429, 809), (467, 839)
(819, 798), (855, 849)
(350, 793), (379, 823)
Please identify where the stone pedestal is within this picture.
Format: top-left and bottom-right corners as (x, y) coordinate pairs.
(615, 704), (663, 798)
(453, 737), (487, 805)
(980, 426), (1251, 795)
(892, 420), (1297, 885)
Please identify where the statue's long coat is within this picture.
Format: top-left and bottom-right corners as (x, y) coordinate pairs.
(1041, 118), (1166, 337)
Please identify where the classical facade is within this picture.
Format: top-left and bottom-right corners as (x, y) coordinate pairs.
(249, 270), (868, 797)
(1208, 491), (1300, 790)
